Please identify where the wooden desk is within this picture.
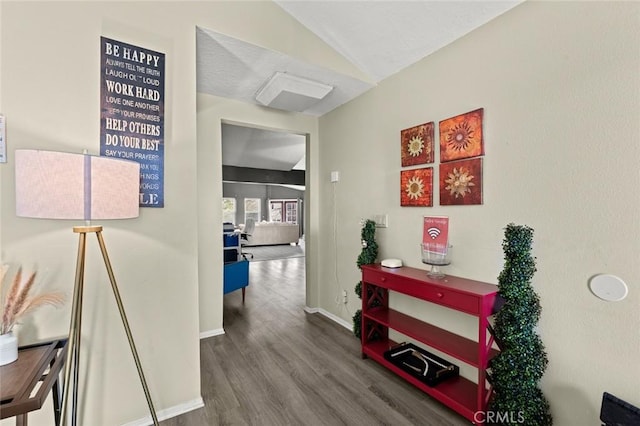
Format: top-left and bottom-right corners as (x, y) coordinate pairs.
(0, 339), (68, 426)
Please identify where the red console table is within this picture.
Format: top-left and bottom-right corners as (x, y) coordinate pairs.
(360, 264), (501, 423)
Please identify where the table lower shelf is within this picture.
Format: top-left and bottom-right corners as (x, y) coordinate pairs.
(364, 307), (498, 367)
(363, 339), (481, 422)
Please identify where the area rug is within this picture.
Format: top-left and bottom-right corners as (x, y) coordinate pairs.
(245, 245), (305, 262)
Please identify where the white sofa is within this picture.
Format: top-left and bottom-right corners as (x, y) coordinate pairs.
(245, 222), (300, 246)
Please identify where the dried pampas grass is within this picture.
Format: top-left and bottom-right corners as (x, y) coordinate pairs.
(1, 266), (65, 334)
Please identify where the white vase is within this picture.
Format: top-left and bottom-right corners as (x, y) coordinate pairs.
(0, 331), (18, 366)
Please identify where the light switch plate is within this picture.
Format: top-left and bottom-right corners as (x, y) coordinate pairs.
(373, 214), (388, 228)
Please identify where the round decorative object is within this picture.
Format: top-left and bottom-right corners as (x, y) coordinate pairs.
(589, 274), (628, 302)
(0, 331), (18, 366)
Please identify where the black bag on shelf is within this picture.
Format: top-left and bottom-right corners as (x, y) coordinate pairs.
(384, 342), (459, 387)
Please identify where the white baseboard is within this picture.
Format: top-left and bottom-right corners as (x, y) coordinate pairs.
(121, 397), (204, 426)
(305, 306), (353, 331)
(200, 328), (225, 339)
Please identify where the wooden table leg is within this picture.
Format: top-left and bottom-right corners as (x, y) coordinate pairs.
(15, 414), (27, 426)
(52, 376), (62, 426)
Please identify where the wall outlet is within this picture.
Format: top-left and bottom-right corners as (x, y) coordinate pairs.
(330, 171), (340, 182)
(373, 214), (388, 228)
(342, 289), (348, 304)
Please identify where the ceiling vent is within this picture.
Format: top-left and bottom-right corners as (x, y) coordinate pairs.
(255, 72), (333, 112)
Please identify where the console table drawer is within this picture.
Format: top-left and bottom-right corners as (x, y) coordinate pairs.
(421, 286), (478, 314)
(363, 269), (402, 288)
(363, 268), (479, 314)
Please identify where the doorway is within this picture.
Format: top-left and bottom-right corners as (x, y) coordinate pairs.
(220, 121), (308, 306)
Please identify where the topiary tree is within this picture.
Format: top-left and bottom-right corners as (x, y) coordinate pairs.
(353, 219), (378, 338)
(357, 219), (378, 269)
(488, 224), (552, 425)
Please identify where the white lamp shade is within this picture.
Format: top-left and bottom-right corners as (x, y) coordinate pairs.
(15, 150), (140, 220)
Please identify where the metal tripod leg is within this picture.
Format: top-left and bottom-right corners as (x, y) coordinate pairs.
(61, 229), (88, 426)
(60, 226), (158, 426)
(95, 230), (159, 426)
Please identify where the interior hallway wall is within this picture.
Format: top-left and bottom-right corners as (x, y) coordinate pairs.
(316, 2), (640, 424)
(0, 1), (357, 424)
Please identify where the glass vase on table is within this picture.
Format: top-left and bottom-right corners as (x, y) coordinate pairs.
(421, 243), (452, 279)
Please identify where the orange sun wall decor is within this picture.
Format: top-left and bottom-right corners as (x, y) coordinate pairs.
(439, 158), (483, 206)
(401, 167), (433, 207)
(439, 108), (484, 163)
(401, 122), (434, 167)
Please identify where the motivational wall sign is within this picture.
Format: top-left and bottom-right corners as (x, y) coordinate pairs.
(100, 37), (165, 207)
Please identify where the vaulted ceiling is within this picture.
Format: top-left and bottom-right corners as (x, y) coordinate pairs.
(199, 1), (523, 174)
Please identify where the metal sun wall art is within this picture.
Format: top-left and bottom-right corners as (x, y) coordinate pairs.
(401, 122), (434, 167)
(439, 108), (484, 163)
(401, 167), (433, 207)
(439, 157), (483, 206)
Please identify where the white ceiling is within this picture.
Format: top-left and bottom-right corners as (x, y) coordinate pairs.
(200, 1), (523, 173)
(274, 0), (522, 83)
(221, 123), (306, 171)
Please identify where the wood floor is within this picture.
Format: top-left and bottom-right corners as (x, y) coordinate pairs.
(161, 257), (469, 426)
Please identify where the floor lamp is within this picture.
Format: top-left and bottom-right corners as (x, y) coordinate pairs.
(14, 149), (159, 426)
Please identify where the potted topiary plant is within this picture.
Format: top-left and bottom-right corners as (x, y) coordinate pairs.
(353, 219), (378, 338)
(488, 224), (552, 425)
(0, 265), (64, 365)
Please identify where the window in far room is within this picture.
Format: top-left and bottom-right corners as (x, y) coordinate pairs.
(222, 197), (236, 224)
(269, 199), (298, 224)
(269, 200), (283, 222)
(244, 198), (261, 223)
(285, 200), (298, 224)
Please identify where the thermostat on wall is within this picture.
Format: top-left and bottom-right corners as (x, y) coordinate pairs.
(381, 258), (402, 268)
